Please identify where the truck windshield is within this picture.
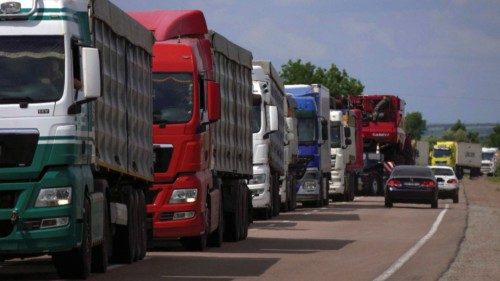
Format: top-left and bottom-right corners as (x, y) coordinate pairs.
(433, 148), (451, 157)
(482, 152), (494, 161)
(0, 36), (65, 104)
(153, 73), (193, 124)
(330, 125), (341, 148)
(252, 105), (261, 133)
(297, 118), (317, 143)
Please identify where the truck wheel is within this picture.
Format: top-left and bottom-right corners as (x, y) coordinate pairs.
(91, 192), (109, 273)
(53, 197), (92, 279)
(223, 180), (243, 242)
(112, 186), (137, 263)
(208, 192), (224, 247)
(136, 189), (147, 260)
(287, 179), (297, 211)
(272, 176), (280, 217)
(322, 178), (329, 206)
(370, 176), (380, 196)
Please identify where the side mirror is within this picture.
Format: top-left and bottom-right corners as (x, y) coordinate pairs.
(345, 138), (352, 146)
(207, 80), (221, 122)
(287, 132), (295, 141)
(268, 105), (278, 133)
(81, 47), (101, 99)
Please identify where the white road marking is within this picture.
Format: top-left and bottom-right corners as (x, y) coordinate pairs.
(373, 204), (449, 281)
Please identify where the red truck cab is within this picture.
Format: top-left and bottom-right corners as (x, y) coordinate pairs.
(130, 10), (222, 250)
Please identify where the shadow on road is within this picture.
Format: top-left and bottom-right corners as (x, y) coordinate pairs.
(277, 212), (360, 222)
(0, 258), (58, 281)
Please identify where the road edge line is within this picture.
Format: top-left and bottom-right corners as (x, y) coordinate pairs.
(373, 204), (449, 281)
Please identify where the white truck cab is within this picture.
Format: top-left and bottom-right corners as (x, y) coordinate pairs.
(481, 147), (498, 176)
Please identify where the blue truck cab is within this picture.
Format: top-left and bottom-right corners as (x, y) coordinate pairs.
(285, 84), (331, 207)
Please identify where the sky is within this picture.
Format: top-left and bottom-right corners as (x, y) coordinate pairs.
(113, 0), (500, 124)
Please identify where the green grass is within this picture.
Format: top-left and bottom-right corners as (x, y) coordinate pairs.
(487, 166), (500, 183)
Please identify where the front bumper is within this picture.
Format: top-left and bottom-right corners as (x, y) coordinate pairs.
(249, 183), (271, 209)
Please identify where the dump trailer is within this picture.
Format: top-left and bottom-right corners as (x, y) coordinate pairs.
(286, 84), (331, 207)
(130, 10), (253, 250)
(0, 0), (154, 279)
(249, 60), (284, 219)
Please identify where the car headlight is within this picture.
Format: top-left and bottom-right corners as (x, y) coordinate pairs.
(35, 187), (72, 207)
(169, 188), (198, 204)
(248, 173), (266, 185)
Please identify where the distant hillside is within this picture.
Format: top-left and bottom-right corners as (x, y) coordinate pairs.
(423, 123), (498, 138)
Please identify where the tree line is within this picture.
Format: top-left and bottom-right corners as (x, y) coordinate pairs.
(279, 59), (500, 148)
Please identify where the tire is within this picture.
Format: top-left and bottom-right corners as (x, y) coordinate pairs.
(431, 198), (438, 209)
(136, 189), (147, 260)
(272, 176), (280, 217)
(384, 195), (393, 208)
(91, 192), (109, 273)
(223, 180), (245, 242)
(208, 193), (223, 247)
(370, 176), (380, 196)
(53, 197), (92, 279)
(323, 178), (330, 206)
(345, 174), (355, 202)
(453, 190), (459, 204)
(287, 178), (297, 211)
(112, 186), (137, 263)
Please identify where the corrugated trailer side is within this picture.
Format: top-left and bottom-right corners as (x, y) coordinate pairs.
(92, 0), (154, 182)
(208, 30), (253, 178)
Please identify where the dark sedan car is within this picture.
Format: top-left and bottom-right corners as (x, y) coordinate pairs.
(385, 165), (438, 209)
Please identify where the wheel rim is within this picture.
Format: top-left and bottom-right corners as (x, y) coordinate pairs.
(372, 180), (378, 194)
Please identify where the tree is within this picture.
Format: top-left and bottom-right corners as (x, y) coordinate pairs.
(280, 59), (364, 98)
(487, 124), (500, 148)
(405, 112), (426, 140)
(450, 120), (466, 132)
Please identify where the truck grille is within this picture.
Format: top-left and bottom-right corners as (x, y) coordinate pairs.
(0, 220), (14, 237)
(0, 129), (39, 168)
(0, 191), (21, 209)
(153, 145), (173, 173)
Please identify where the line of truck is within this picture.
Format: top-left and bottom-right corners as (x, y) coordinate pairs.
(1, 1), (494, 280)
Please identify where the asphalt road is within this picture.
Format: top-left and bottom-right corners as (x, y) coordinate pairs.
(1, 177), (498, 281)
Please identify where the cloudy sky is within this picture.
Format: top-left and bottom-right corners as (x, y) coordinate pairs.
(113, 0), (500, 124)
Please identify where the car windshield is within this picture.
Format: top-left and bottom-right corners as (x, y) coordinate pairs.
(330, 124), (341, 148)
(0, 36), (65, 104)
(431, 168), (455, 176)
(433, 148), (452, 157)
(482, 152), (494, 161)
(392, 166), (433, 178)
(297, 118), (317, 143)
(252, 104), (261, 133)
(153, 73), (193, 124)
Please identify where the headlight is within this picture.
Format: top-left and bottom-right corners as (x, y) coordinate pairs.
(169, 188), (198, 204)
(35, 187), (72, 207)
(248, 173), (266, 185)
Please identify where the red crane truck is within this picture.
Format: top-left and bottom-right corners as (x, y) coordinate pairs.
(348, 95), (414, 195)
(130, 10), (253, 250)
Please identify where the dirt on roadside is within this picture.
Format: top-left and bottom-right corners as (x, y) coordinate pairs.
(440, 176), (500, 281)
